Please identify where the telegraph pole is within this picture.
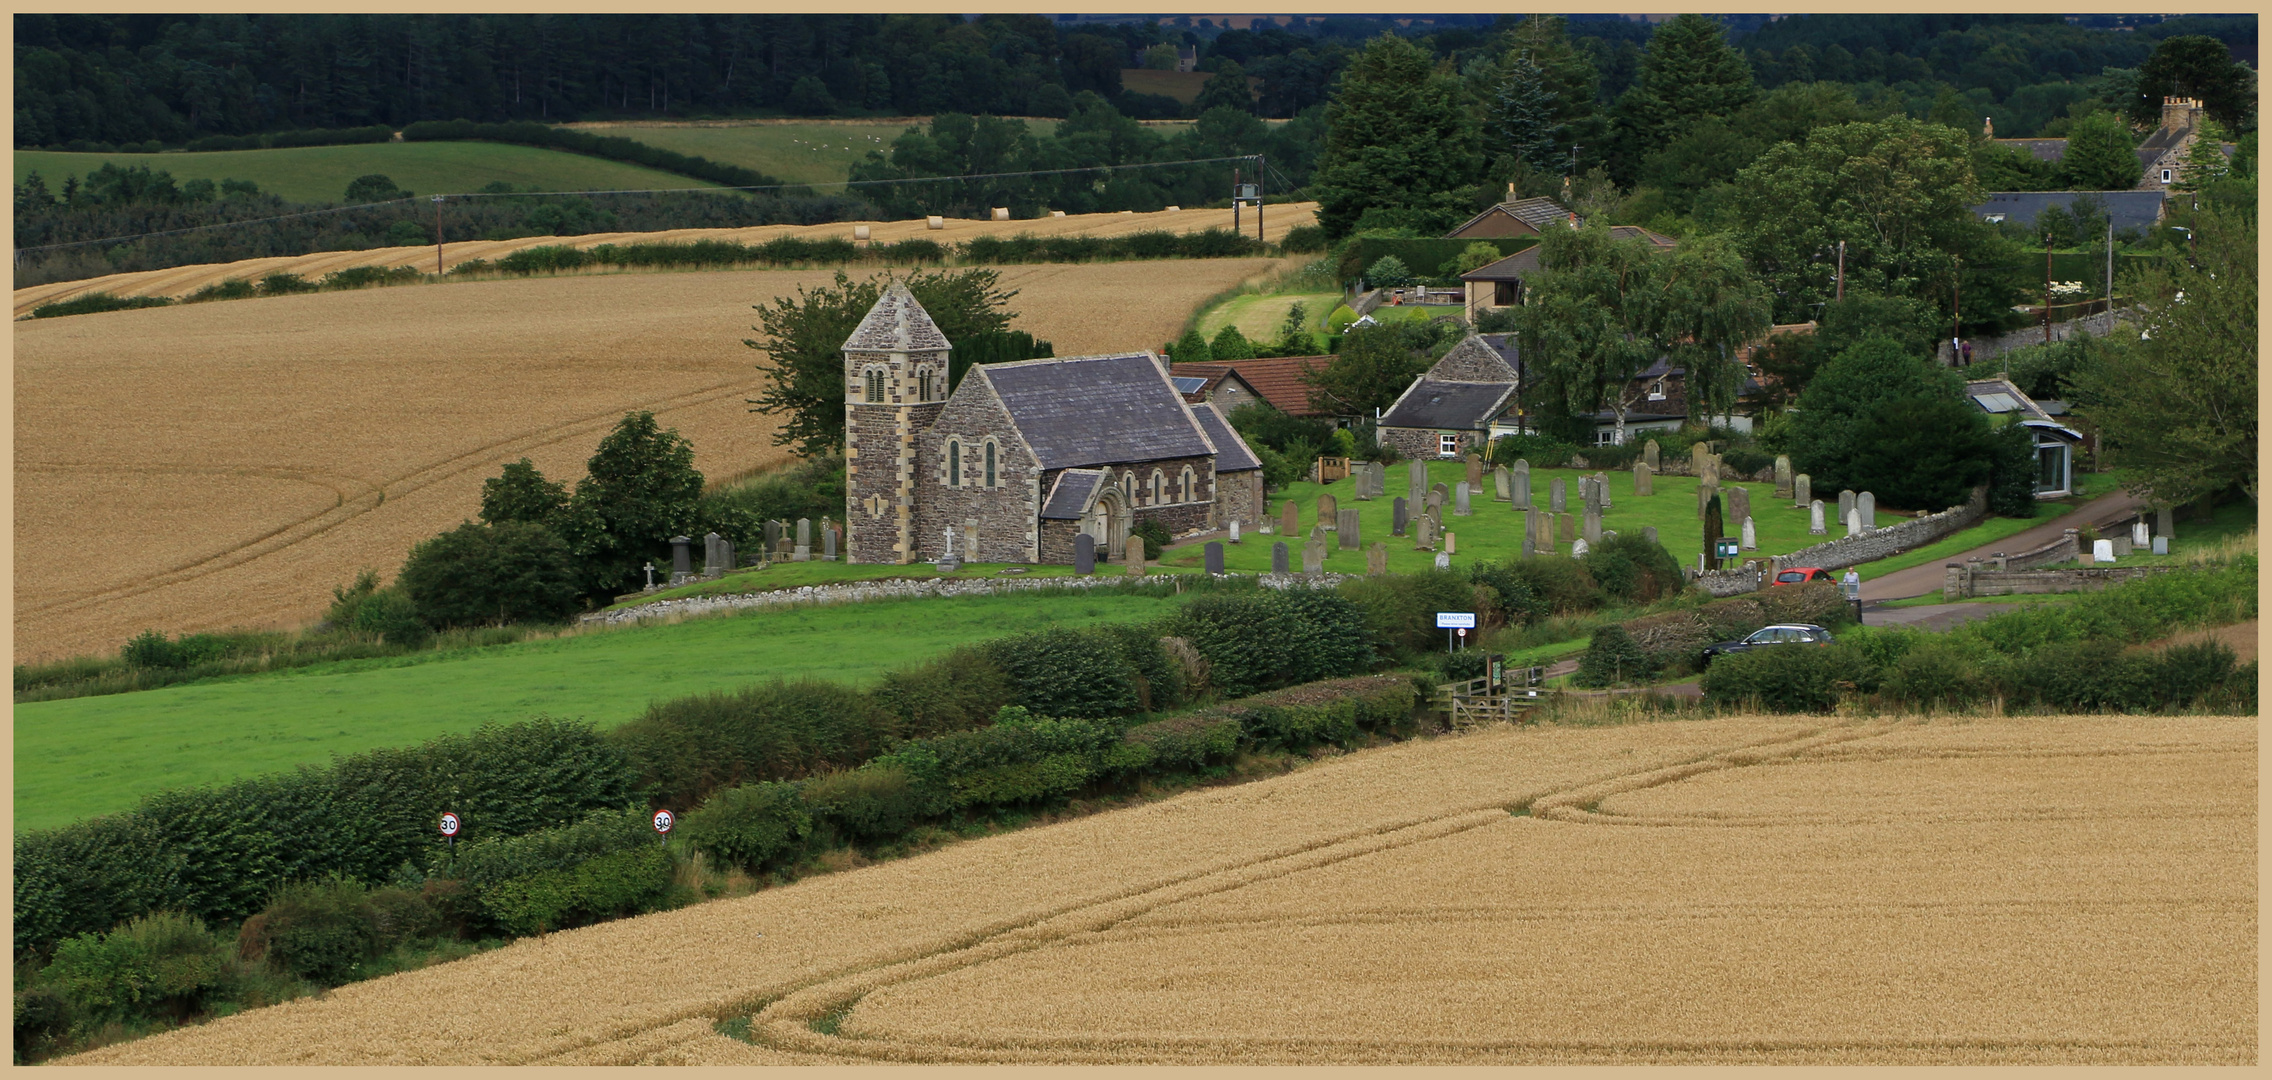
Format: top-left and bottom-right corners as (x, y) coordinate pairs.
(1952, 254), (1961, 366)
(1835, 240), (1845, 300)
(2044, 232), (2053, 345)
(1232, 166), (1241, 233)
(1255, 154), (1264, 243)
(433, 195), (446, 276)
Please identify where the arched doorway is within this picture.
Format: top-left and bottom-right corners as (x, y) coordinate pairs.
(1092, 485), (1131, 560)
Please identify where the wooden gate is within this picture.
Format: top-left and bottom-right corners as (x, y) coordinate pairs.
(1434, 665), (1548, 730)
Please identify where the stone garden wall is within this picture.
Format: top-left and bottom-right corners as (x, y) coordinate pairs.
(1945, 563), (2175, 599)
(1769, 484), (1990, 574)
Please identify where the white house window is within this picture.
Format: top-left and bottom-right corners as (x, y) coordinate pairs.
(1439, 434), (1460, 457)
(947, 440), (961, 486)
(864, 368), (885, 403)
(2161, 169), (2173, 183)
(1596, 429), (1620, 446)
(984, 441), (997, 487)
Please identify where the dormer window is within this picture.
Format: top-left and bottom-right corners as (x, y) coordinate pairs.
(1647, 380), (1667, 401)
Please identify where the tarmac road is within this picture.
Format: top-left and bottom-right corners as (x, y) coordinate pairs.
(1858, 489), (2145, 601)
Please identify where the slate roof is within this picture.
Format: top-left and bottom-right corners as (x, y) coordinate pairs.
(977, 353), (1215, 470)
(1378, 378), (1518, 431)
(1993, 138), (2068, 162)
(842, 280), (951, 353)
(1189, 400), (1262, 473)
(1966, 376), (2082, 440)
(1449, 196), (1579, 236)
(1974, 191), (2166, 234)
(1179, 355), (1332, 416)
(1459, 227), (1675, 282)
(1040, 469), (1105, 520)
(1478, 333), (1529, 382)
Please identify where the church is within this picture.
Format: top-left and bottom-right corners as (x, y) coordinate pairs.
(842, 282), (1265, 565)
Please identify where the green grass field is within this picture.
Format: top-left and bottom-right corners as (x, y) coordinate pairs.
(14, 590), (1187, 832)
(16, 142), (718, 205)
(1195, 290), (1340, 342)
(583, 120), (1054, 188)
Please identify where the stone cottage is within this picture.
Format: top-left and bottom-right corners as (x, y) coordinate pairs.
(843, 282), (1264, 565)
(1375, 333), (1522, 460)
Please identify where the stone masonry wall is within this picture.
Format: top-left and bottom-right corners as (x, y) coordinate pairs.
(1105, 453), (1219, 538)
(1216, 468), (1264, 532)
(1945, 563), (2174, 599)
(1769, 484), (1990, 574)
(915, 379), (1039, 564)
(1381, 426), (1483, 461)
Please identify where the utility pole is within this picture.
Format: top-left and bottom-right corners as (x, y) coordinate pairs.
(1232, 166), (1241, 233)
(1835, 239), (1845, 301)
(433, 195), (446, 276)
(1951, 254), (1961, 366)
(2104, 216), (2113, 321)
(1255, 154), (1264, 243)
(2044, 232), (2053, 345)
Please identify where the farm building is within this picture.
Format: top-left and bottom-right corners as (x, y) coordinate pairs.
(842, 282), (1265, 565)
(1169, 355), (1338, 419)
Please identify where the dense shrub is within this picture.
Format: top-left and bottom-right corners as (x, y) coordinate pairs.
(475, 847), (673, 937)
(1488, 433), (1578, 468)
(397, 520), (584, 628)
(609, 678), (900, 809)
(1574, 625), (1655, 688)
(1502, 556), (1602, 615)
(1700, 642), (1871, 713)
(871, 707), (1138, 815)
(680, 782), (811, 872)
(401, 119), (784, 189)
(1279, 224), (1329, 252)
(2155, 641), (2239, 707)
(981, 625), (1182, 718)
(1130, 517), (1174, 559)
(866, 647), (1014, 740)
(319, 265), (425, 290)
(1223, 674), (1417, 749)
(1119, 712), (1242, 772)
(798, 766), (926, 845)
(37, 912), (232, 1026)
(1169, 586), (1377, 696)
(237, 878), (379, 985)
(1877, 637), (1992, 711)
(1333, 570), (1474, 657)
(324, 569), (429, 646)
(1584, 533), (1684, 604)
(28, 292), (176, 319)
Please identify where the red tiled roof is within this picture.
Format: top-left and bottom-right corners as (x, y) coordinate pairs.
(1202, 355), (1334, 416)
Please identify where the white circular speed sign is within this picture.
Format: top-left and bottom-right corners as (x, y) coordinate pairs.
(438, 812), (461, 837)
(652, 809), (675, 835)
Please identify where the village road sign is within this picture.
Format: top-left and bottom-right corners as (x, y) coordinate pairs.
(438, 812), (461, 837)
(652, 809), (675, 835)
(1435, 612), (1476, 629)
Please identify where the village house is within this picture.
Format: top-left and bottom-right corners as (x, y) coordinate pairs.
(1985, 97), (2233, 192)
(1459, 225), (1678, 326)
(843, 282), (1264, 565)
(1375, 333), (1523, 459)
(1444, 191), (1580, 240)
(1168, 354), (1342, 421)
(1963, 375), (2084, 498)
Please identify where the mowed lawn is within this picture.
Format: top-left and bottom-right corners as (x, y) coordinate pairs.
(15, 142), (717, 205)
(15, 591), (1187, 832)
(1195, 290), (1340, 342)
(1157, 459), (2036, 580)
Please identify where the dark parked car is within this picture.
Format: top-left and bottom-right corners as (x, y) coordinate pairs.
(1772, 567), (1831, 586)
(1700, 623), (1836, 664)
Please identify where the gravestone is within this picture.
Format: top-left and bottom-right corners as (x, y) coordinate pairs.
(1634, 461), (1653, 496)
(1512, 460), (1532, 504)
(1425, 491), (1444, 518)
(1309, 523), (1326, 546)
(821, 526), (836, 561)
(1444, 531), (1456, 555)
(1578, 476), (1596, 511)
(1521, 528), (1536, 559)
(1302, 536), (1327, 575)
(1454, 481), (1472, 516)
(1809, 500), (1827, 535)
(1641, 525), (1658, 545)
(1774, 456), (1793, 499)
(794, 519), (812, 562)
(2155, 505), (2174, 539)
(1856, 491), (1875, 530)
(1558, 513), (1576, 544)
(1596, 472), (1612, 510)
(1434, 551), (1452, 570)
(2152, 536), (2170, 555)
(1204, 541), (1225, 575)
(1414, 515), (1436, 551)
(2132, 521), (2149, 547)
(1838, 490), (1856, 526)
(1582, 504), (1602, 545)
(2110, 534), (2133, 558)
(2092, 538), (2117, 564)
(670, 535), (693, 582)
(703, 532), (723, 577)
(1726, 486), (1750, 528)
(1697, 483), (1717, 521)
(1846, 508), (1863, 538)
(764, 519), (783, 550)
(1392, 497), (1409, 537)
(1740, 516), (1757, 551)
(1338, 508), (1361, 549)
(1271, 541), (1290, 574)
(1549, 477), (1567, 513)
(1465, 453), (1484, 492)
(1408, 459), (1429, 505)
(1493, 465), (1511, 502)
(1126, 535), (1147, 575)
(1793, 473), (1811, 509)
(1690, 441), (1708, 477)
(1353, 462), (1374, 501)
(1228, 519), (1241, 544)
(1570, 538), (1589, 558)
(962, 520), (980, 561)
(1643, 439), (1661, 472)
(1281, 500), (1299, 537)
(1074, 533), (1096, 575)
(1371, 461), (1389, 500)
(722, 538), (738, 570)
(1367, 541), (1388, 576)
(1432, 482), (1450, 503)
(1319, 493), (1338, 529)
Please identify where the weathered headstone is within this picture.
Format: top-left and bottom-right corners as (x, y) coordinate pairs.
(1367, 541), (1388, 576)
(1578, 476), (1596, 511)
(1549, 477), (1567, 513)
(1302, 536), (1327, 575)
(1582, 504), (1602, 545)
(1338, 508), (1360, 549)
(1126, 535), (1147, 575)
(1726, 486), (1750, 528)
(1558, 512), (1575, 544)
(1392, 496), (1409, 537)
(1774, 456), (1793, 499)
(1633, 460), (1653, 496)
(1425, 490), (1444, 517)
(1434, 551), (1452, 570)
(1809, 500), (1827, 535)
(1641, 525), (1658, 545)
(763, 520), (783, 550)
(1494, 465), (1511, 502)
(1309, 523), (1326, 547)
(1454, 481), (1472, 516)
(1793, 473), (1811, 509)
(2092, 538), (2117, 564)
(1838, 490), (1857, 526)
(1228, 519), (1241, 544)
(1465, 453), (1484, 492)
(1643, 439), (1661, 472)
(1444, 531), (1456, 555)
(1319, 493), (1338, 529)
(1512, 460), (1531, 505)
(1740, 516), (1757, 551)
(671, 535), (693, 581)
(1371, 461), (1388, 501)
(821, 526), (836, 561)
(1690, 441), (1708, 476)
(1697, 483), (1717, 521)
(702, 532), (723, 576)
(793, 519), (811, 562)
(1281, 500), (1299, 538)
(2132, 521), (2150, 547)
(1074, 532), (1096, 574)
(1846, 508), (1863, 538)
(2152, 536), (2170, 555)
(1407, 459), (1428, 505)
(1414, 515), (1436, 551)
(1570, 538), (1589, 558)
(1521, 528), (1536, 559)
(1432, 482), (1450, 503)
(2156, 505), (2174, 539)
(1204, 541), (1225, 575)
(1856, 491), (1875, 530)
(722, 538), (738, 570)
(1271, 541), (1290, 574)
(1596, 472), (1613, 510)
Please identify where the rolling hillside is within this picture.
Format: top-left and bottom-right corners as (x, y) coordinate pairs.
(15, 141), (718, 206)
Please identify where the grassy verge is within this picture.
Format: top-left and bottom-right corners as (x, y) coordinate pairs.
(13, 590), (1191, 831)
(604, 559), (1211, 609)
(16, 142), (717, 204)
(1851, 513), (2045, 581)
(1875, 592), (2082, 609)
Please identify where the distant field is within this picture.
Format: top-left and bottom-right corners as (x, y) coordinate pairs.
(1195, 290), (1340, 341)
(1118, 68), (1258, 105)
(567, 119), (1060, 187)
(13, 590), (1190, 831)
(15, 142), (716, 205)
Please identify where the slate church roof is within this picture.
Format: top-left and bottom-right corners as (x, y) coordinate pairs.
(973, 353), (1217, 470)
(1188, 400), (1262, 473)
(1039, 469), (1107, 520)
(843, 281), (952, 353)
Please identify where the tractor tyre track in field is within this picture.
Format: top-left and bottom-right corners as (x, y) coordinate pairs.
(18, 378), (763, 621)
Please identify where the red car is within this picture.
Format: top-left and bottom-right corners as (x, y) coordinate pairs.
(1772, 567), (1831, 586)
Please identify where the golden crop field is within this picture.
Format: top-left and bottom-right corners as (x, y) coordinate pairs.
(11, 202), (1318, 317)
(70, 714), (2255, 1066)
(14, 256), (1288, 663)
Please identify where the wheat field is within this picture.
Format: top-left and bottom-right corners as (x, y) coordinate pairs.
(69, 714), (2255, 1066)
(13, 257), (1287, 663)
(11, 203), (1319, 317)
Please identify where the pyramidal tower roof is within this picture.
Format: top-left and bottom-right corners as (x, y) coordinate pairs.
(842, 280), (952, 353)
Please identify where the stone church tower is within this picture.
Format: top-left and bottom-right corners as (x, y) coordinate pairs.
(842, 281), (950, 564)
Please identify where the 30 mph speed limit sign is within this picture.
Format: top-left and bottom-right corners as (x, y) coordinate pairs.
(652, 809), (675, 835)
(438, 812), (461, 837)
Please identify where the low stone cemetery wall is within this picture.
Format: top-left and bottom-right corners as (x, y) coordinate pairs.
(1691, 566), (1769, 597)
(1944, 562), (2176, 599)
(1998, 529), (2081, 573)
(585, 570), (1354, 626)
(1770, 484), (1989, 573)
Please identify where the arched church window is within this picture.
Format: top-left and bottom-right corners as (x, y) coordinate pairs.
(864, 368), (885, 403)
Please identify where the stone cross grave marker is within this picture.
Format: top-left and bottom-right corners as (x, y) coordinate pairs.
(1271, 541), (1290, 574)
(1494, 465), (1511, 502)
(1302, 536), (1327, 574)
(1204, 541), (1225, 575)
(1856, 491), (1875, 530)
(1074, 533), (1096, 575)
(1809, 500), (1826, 535)
(643, 562), (655, 589)
(1454, 481), (1472, 516)
(1774, 456), (1793, 499)
(1643, 439), (1660, 472)
(1338, 508), (1361, 549)
(1793, 473), (1810, 509)
(1367, 541), (1388, 576)
(1741, 516), (1757, 551)
(1634, 460), (1653, 496)
(1513, 460), (1531, 505)
(1319, 493), (1338, 529)
(1392, 496), (1409, 536)
(1549, 477), (1567, 513)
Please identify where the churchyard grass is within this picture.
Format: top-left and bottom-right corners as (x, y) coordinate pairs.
(15, 142), (716, 206)
(13, 590), (1189, 831)
(606, 559), (1205, 609)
